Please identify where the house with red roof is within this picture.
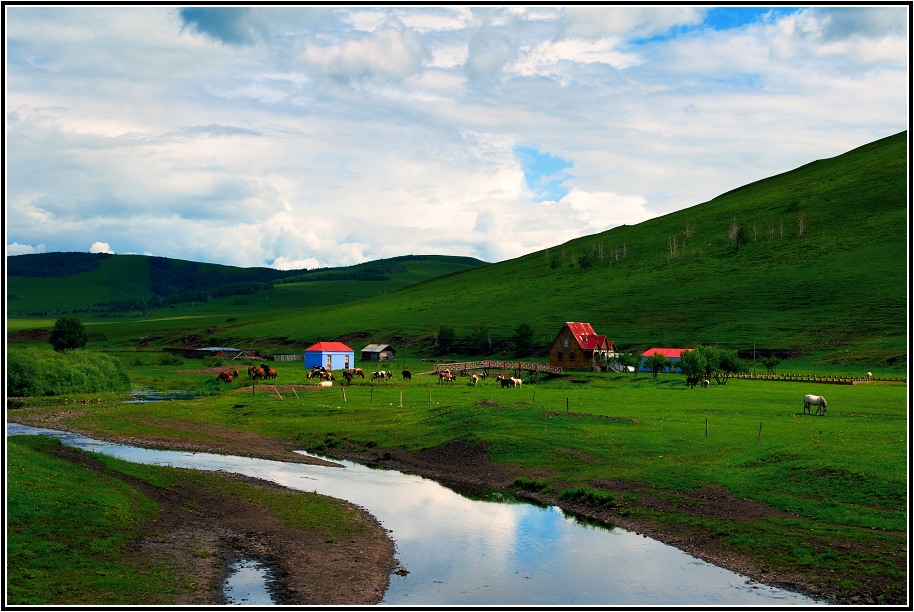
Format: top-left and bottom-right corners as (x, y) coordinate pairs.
(639, 347), (693, 373)
(548, 322), (615, 371)
(304, 341), (355, 371)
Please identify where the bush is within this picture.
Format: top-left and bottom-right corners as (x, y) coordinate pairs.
(558, 486), (619, 510)
(48, 315), (88, 351)
(7, 347), (131, 396)
(158, 352), (184, 366)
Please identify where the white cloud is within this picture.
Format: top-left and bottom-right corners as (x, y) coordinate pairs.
(89, 242), (114, 254)
(4, 6), (907, 270)
(6, 242), (46, 256)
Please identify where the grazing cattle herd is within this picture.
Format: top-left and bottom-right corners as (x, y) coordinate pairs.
(211, 360), (834, 416)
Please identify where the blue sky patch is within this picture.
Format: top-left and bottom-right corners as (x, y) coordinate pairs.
(514, 146), (572, 202)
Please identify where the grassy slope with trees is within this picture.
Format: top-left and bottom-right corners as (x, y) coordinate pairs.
(12, 131), (904, 368)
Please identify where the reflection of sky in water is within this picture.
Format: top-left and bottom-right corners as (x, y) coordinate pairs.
(8, 424), (826, 606)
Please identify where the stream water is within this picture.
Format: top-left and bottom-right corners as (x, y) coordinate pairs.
(7, 423), (826, 606)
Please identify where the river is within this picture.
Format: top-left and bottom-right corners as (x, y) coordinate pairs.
(7, 423), (825, 606)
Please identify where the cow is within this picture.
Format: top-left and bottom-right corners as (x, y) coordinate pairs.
(402, 370), (412, 381)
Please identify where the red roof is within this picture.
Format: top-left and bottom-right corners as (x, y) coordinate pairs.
(641, 348), (692, 358)
(306, 341), (354, 353)
(565, 322), (613, 350)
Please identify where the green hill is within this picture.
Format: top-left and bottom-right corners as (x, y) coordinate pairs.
(6, 132), (907, 368)
(6, 254), (487, 317)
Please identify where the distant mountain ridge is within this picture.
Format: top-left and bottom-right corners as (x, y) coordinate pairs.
(6, 253), (488, 316)
(6, 131), (907, 367)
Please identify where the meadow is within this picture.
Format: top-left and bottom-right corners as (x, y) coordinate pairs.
(7, 355), (907, 604)
(5, 131), (908, 604)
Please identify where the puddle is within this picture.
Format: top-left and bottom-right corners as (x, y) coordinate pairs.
(222, 558), (276, 605)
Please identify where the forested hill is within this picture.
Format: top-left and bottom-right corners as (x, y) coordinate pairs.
(6, 253), (487, 316)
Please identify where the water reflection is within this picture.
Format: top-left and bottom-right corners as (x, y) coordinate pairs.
(7, 423), (826, 606)
(124, 388), (197, 404)
(222, 558), (275, 605)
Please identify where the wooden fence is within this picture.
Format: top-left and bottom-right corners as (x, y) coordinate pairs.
(434, 360), (563, 375)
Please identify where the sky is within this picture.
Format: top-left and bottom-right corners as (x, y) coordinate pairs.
(4, 4), (909, 270)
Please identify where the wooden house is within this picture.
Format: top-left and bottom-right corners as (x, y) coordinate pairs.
(361, 343), (397, 362)
(548, 322), (614, 370)
(304, 341), (355, 371)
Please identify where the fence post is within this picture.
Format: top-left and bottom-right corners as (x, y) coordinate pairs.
(342, 387), (346, 402)
(757, 421), (763, 444)
(400, 391), (403, 408)
(705, 418), (708, 437)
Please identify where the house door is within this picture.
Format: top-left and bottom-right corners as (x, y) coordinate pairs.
(327, 355), (332, 370)
(344, 355), (350, 369)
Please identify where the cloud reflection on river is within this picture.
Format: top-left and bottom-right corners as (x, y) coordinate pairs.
(7, 425), (824, 606)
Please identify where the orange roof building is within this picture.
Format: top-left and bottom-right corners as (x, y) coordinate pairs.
(548, 322), (615, 370)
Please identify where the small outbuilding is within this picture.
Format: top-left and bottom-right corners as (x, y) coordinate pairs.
(361, 343), (397, 362)
(548, 322), (615, 371)
(304, 341), (355, 371)
(639, 348), (692, 373)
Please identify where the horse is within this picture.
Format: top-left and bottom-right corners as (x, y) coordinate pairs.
(351, 368), (365, 378)
(402, 370), (412, 381)
(498, 375), (513, 388)
(266, 367), (277, 379)
(343, 370), (353, 385)
(803, 394), (828, 415)
(217, 370), (234, 383)
(470, 374), (479, 386)
(438, 371), (454, 384)
(511, 377), (523, 387)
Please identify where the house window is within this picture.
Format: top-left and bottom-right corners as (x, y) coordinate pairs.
(563, 338), (569, 348)
(570, 350), (576, 362)
(557, 351), (563, 362)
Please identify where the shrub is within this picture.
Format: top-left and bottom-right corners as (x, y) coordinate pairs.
(558, 486), (619, 510)
(6, 347), (131, 396)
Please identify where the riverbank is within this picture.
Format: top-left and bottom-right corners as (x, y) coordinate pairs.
(7, 387), (905, 606)
(6, 426), (397, 606)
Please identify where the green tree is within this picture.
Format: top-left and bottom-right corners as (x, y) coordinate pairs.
(436, 326), (456, 355)
(761, 356), (781, 375)
(678, 349), (707, 387)
(612, 351), (642, 373)
(470, 323), (491, 352)
(645, 352), (672, 378)
(512, 323), (534, 356)
(48, 315), (88, 352)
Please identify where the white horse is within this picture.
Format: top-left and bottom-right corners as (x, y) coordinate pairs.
(803, 394), (828, 415)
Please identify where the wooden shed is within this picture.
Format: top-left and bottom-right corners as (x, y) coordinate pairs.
(548, 322), (614, 371)
(361, 344), (397, 362)
(304, 342), (355, 371)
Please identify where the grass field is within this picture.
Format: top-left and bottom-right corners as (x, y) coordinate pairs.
(8, 355), (906, 603)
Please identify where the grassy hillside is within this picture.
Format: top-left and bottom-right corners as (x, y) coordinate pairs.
(7, 254), (486, 316)
(6, 132), (907, 368)
(223, 131), (908, 366)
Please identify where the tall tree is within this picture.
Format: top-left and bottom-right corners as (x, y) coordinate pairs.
(48, 315), (88, 351)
